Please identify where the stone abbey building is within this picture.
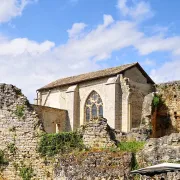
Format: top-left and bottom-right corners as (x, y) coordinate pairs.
(36, 62), (154, 132)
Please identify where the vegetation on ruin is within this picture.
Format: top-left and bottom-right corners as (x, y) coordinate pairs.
(131, 153), (139, 170)
(38, 132), (85, 157)
(0, 150), (8, 171)
(152, 94), (164, 109)
(153, 94), (161, 107)
(19, 164), (34, 180)
(117, 141), (145, 153)
(14, 105), (25, 118)
(7, 143), (17, 154)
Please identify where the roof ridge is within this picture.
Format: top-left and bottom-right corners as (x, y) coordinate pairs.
(54, 62), (137, 81)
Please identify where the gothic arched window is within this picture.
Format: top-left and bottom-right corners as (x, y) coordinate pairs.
(85, 91), (103, 122)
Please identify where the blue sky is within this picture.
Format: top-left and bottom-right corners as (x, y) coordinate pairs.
(0, 0), (180, 102)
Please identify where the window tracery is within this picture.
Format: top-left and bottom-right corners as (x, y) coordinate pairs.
(85, 91), (103, 122)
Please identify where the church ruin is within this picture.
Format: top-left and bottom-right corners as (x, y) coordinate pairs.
(35, 62), (155, 132)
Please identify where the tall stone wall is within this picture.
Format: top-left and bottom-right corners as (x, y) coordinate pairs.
(156, 81), (180, 134)
(0, 84), (53, 180)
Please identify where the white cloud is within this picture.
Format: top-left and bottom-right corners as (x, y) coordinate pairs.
(142, 58), (156, 66)
(67, 23), (87, 38)
(0, 38), (55, 56)
(150, 60), (180, 83)
(103, 14), (114, 27)
(117, 0), (153, 20)
(62, 18), (142, 62)
(136, 35), (180, 55)
(0, 0), (37, 23)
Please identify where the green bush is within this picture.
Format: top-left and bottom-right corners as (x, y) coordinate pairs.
(19, 165), (33, 180)
(153, 94), (164, 108)
(153, 95), (160, 107)
(14, 105), (24, 118)
(38, 132), (84, 157)
(118, 141), (145, 153)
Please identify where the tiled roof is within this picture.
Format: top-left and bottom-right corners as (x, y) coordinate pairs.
(38, 62), (154, 91)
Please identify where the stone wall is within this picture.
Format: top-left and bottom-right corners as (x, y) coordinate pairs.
(33, 105), (68, 133)
(137, 133), (180, 166)
(54, 151), (132, 180)
(0, 84), (53, 180)
(79, 117), (116, 148)
(142, 171), (180, 180)
(156, 81), (180, 134)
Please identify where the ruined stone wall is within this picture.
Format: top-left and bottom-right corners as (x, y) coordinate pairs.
(0, 84), (53, 180)
(54, 151), (132, 180)
(79, 117), (116, 148)
(156, 81), (180, 133)
(137, 133), (180, 166)
(33, 105), (68, 133)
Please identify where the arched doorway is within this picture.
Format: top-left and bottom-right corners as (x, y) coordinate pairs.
(85, 91), (103, 122)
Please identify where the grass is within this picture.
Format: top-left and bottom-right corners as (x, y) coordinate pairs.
(117, 141), (145, 153)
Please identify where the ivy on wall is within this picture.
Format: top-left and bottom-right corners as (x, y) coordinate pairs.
(38, 132), (85, 157)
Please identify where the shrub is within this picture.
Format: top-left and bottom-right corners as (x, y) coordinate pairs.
(117, 141), (145, 153)
(19, 165), (33, 180)
(153, 95), (160, 107)
(153, 94), (164, 108)
(0, 150), (8, 170)
(131, 153), (139, 170)
(7, 143), (16, 154)
(38, 132), (84, 157)
(14, 105), (24, 118)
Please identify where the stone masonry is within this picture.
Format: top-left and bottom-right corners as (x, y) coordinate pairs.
(156, 81), (180, 134)
(0, 84), (53, 180)
(79, 117), (117, 148)
(137, 133), (180, 166)
(54, 151), (132, 180)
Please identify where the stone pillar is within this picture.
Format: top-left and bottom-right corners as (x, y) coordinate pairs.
(120, 75), (131, 132)
(66, 85), (79, 131)
(104, 75), (121, 129)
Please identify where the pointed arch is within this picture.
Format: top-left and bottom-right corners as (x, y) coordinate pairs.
(84, 91), (103, 122)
